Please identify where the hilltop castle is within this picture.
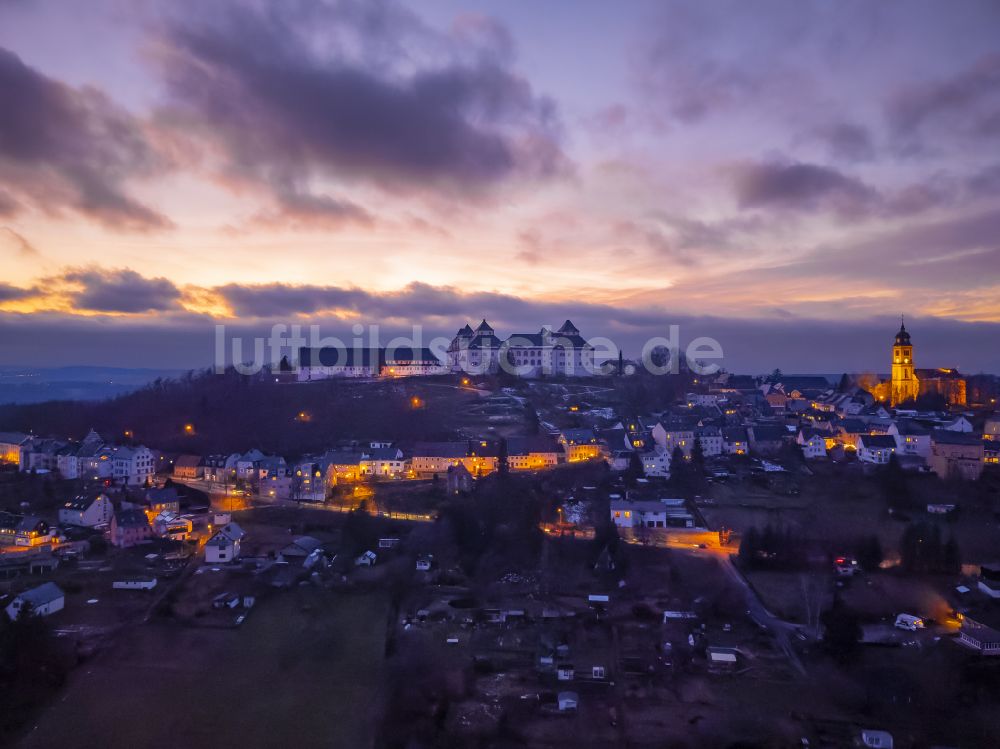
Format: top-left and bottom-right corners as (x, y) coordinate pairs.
(869, 320), (966, 407)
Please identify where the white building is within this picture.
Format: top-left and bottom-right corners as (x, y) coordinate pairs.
(59, 493), (113, 527)
(112, 446), (154, 486)
(610, 500), (669, 529)
(723, 427), (749, 455)
(795, 429), (828, 459)
(113, 577), (158, 591)
(890, 421), (931, 458)
(360, 448), (407, 477)
(447, 319), (596, 377)
(205, 522), (245, 564)
(651, 422), (695, 456)
(297, 347), (447, 380)
(694, 426), (723, 457)
(641, 449), (671, 478)
(858, 434), (897, 464)
(6, 582), (65, 619)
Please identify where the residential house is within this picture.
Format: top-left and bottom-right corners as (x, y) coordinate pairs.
(890, 420), (931, 459)
(59, 493), (113, 527)
(278, 536), (324, 565)
(235, 449), (266, 481)
(722, 427), (749, 455)
(641, 448), (671, 478)
(748, 425), (787, 456)
(321, 450), (367, 484)
(203, 454), (239, 485)
(0, 515), (54, 548)
(929, 429), (984, 480)
(795, 429), (827, 459)
(205, 522), (246, 564)
(144, 487), (181, 519)
(152, 512), (192, 541)
(609, 500), (692, 529)
(112, 446), (154, 486)
(360, 447), (406, 477)
(111, 509), (152, 548)
(651, 420), (696, 457)
(957, 610), (1000, 655)
(858, 434), (898, 464)
(172, 454), (203, 480)
(5, 582), (65, 619)
(506, 437), (564, 471)
(694, 425), (723, 457)
(289, 460), (327, 502)
(558, 429), (604, 463)
(411, 441), (497, 477)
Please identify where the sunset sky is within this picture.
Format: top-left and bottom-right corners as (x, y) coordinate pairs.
(2, 0), (999, 372)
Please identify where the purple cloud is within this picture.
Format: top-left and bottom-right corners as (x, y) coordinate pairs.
(0, 47), (171, 230)
(887, 53), (1000, 155)
(149, 0), (567, 207)
(62, 268), (182, 313)
(731, 160), (876, 217)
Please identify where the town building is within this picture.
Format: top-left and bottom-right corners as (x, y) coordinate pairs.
(558, 429), (604, 463)
(5, 582), (65, 619)
(858, 434), (898, 464)
(59, 493), (113, 528)
(957, 610), (1000, 656)
(111, 445), (155, 486)
(111, 508), (152, 548)
(929, 429), (985, 480)
(205, 522), (245, 564)
(868, 320), (967, 406)
(0, 432), (28, 466)
(0, 515), (54, 547)
(297, 347), (447, 380)
(172, 454), (203, 480)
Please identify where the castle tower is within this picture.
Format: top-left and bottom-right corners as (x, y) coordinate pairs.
(890, 318), (918, 406)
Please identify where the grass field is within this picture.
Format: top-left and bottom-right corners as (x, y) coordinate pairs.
(19, 588), (390, 749)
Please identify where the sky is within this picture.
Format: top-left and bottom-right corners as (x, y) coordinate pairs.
(1, 0), (999, 373)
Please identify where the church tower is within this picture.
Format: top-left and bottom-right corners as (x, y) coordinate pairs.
(890, 318), (918, 406)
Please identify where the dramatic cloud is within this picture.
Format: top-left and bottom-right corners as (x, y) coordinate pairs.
(731, 160), (876, 217)
(0, 282), (34, 302)
(0, 47), (171, 230)
(62, 268), (182, 313)
(887, 52), (1000, 155)
(149, 0), (567, 209)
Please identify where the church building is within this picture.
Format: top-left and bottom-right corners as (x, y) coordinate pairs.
(870, 320), (966, 407)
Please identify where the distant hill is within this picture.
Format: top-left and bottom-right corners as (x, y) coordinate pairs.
(0, 366), (188, 405)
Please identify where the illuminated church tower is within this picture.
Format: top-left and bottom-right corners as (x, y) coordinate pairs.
(890, 318), (919, 406)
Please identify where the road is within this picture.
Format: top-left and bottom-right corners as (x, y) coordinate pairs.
(717, 553), (807, 676)
(619, 527), (808, 676)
